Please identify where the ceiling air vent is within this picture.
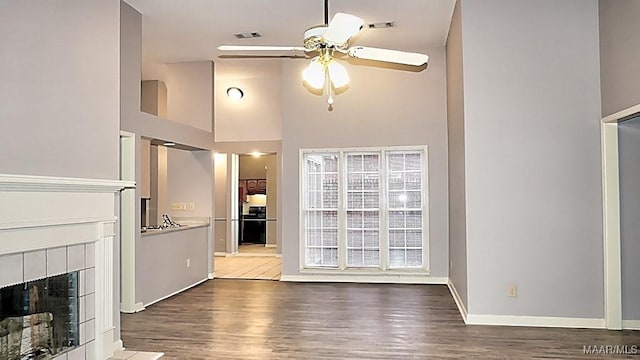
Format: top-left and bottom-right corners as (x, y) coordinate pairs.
(368, 21), (394, 29)
(234, 32), (262, 39)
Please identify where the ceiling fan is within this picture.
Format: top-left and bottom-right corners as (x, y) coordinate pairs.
(218, 0), (429, 108)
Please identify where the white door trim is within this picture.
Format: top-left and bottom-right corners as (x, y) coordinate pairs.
(119, 132), (138, 314)
(601, 121), (622, 330)
(227, 153), (240, 254)
(600, 104), (640, 330)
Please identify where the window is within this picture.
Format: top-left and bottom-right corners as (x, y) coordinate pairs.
(304, 153), (339, 267)
(301, 147), (428, 272)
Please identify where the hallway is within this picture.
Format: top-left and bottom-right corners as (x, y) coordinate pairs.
(214, 255), (281, 280)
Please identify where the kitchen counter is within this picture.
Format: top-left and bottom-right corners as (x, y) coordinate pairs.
(141, 222), (208, 237)
(136, 219), (209, 307)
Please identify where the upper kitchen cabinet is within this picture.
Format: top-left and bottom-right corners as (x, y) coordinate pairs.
(141, 80), (167, 118)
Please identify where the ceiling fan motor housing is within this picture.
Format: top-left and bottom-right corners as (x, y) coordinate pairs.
(303, 25), (329, 50)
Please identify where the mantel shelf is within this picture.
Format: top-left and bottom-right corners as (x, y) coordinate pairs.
(0, 173), (135, 193)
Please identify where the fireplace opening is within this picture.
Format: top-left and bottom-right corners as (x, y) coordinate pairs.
(0, 272), (79, 360)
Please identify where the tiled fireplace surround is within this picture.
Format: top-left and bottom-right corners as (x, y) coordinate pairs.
(0, 174), (132, 360)
(1, 244), (97, 359)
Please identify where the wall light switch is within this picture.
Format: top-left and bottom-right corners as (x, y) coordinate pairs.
(189, 202), (195, 211)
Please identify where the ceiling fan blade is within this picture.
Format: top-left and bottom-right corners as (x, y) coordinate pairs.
(348, 46), (429, 67)
(218, 45), (307, 52)
(322, 13), (364, 46)
(218, 54), (308, 59)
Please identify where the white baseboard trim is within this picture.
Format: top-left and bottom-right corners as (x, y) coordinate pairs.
(102, 328), (116, 358)
(280, 274), (448, 285)
(466, 314), (605, 329)
(447, 280), (468, 323)
(112, 339), (124, 353)
(265, 244), (277, 248)
(144, 277), (209, 308)
(214, 252), (227, 257)
(622, 320), (640, 330)
(208, 272), (215, 279)
(120, 302), (145, 314)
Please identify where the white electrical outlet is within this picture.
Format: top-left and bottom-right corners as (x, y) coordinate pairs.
(186, 258), (191, 268)
(172, 203), (187, 211)
(508, 284), (517, 297)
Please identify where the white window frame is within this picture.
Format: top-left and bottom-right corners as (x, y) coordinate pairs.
(299, 145), (430, 274)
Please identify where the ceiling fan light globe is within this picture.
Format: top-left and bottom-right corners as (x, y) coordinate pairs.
(328, 60), (349, 89)
(302, 57), (326, 90)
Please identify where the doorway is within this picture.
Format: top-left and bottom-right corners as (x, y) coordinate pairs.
(237, 153), (277, 255)
(213, 150), (281, 280)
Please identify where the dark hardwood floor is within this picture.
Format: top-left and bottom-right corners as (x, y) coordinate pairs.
(121, 279), (640, 359)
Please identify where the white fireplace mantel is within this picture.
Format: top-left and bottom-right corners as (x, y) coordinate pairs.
(0, 173), (134, 360)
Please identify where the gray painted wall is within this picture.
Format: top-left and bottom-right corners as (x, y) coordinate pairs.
(280, 47), (449, 276)
(446, 0), (468, 309)
(166, 148), (213, 219)
(121, 0), (142, 126)
(214, 60), (283, 142)
(617, 116), (640, 321)
(165, 62), (214, 133)
(136, 227), (209, 306)
(239, 155), (268, 179)
(0, 0), (120, 180)
(599, 0), (640, 117)
(120, 0), (214, 309)
(461, 0), (604, 318)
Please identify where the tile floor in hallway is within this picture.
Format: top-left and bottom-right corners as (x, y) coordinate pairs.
(214, 254), (281, 280)
(238, 243), (278, 255)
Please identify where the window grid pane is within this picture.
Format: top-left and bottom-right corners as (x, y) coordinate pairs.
(304, 154), (339, 267)
(302, 149), (426, 271)
(346, 153), (380, 267)
(387, 151), (424, 268)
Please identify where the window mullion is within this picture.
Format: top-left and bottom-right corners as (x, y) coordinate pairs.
(380, 150), (389, 270)
(422, 147), (429, 271)
(338, 150), (347, 270)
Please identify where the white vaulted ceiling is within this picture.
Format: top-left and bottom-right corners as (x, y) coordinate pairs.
(124, 0), (456, 78)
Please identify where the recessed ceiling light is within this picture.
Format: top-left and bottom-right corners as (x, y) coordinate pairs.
(227, 87), (244, 100)
(163, 142), (176, 146)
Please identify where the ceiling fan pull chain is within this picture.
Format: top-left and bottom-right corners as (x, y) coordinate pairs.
(326, 67), (334, 106)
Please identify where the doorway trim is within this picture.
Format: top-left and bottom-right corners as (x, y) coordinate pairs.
(119, 131), (141, 313)
(601, 103), (640, 330)
(227, 153), (240, 254)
